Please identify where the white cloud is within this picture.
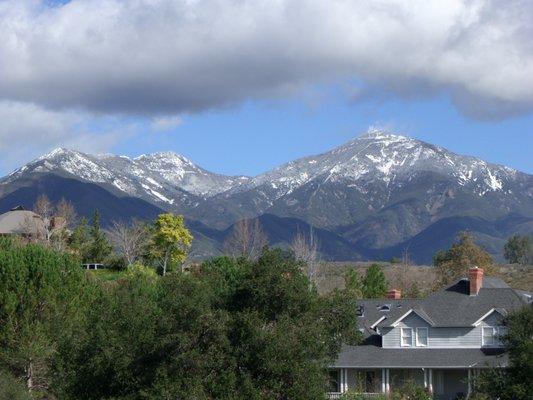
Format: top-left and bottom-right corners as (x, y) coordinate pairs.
(151, 115), (183, 131)
(0, 101), (131, 173)
(0, 0), (531, 119)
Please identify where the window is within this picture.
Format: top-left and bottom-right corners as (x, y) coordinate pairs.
(416, 327), (428, 347)
(401, 328), (413, 347)
(482, 326), (507, 347)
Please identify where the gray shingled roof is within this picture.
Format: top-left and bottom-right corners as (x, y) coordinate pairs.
(332, 345), (509, 368)
(375, 277), (527, 328)
(336, 275), (529, 369)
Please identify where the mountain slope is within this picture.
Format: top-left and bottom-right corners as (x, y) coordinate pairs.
(1, 130), (532, 262)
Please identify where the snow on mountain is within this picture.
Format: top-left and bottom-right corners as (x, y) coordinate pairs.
(4, 148), (249, 206)
(2, 130), (528, 212)
(244, 129), (520, 199)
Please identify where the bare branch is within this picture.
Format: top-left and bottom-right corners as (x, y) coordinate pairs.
(224, 218), (268, 260)
(107, 220), (150, 265)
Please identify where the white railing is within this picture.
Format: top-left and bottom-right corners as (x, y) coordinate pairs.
(327, 393), (383, 399)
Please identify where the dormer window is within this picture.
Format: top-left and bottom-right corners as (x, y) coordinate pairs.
(379, 304), (391, 312)
(401, 328), (413, 347)
(482, 326), (507, 347)
(416, 327), (428, 347)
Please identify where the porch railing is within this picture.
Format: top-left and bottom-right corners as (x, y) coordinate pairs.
(327, 393), (383, 399)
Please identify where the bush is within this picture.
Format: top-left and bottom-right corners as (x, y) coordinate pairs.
(390, 382), (432, 400)
(0, 370), (30, 400)
(104, 253), (128, 271)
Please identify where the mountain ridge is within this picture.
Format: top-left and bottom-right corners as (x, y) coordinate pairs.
(2, 130), (532, 262)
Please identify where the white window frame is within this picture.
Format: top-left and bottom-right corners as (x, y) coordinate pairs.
(401, 327), (413, 347)
(416, 327), (428, 347)
(482, 326), (506, 347)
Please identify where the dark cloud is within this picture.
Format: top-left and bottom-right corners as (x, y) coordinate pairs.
(0, 0), (531, 119)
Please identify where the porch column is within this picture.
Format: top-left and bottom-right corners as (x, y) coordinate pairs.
(381, 369), (386, 393)
(385, 369), (390, 394)
(340, 368), (348, 393)
(427, 369), (433, 395)
(467, 369), (472, 398)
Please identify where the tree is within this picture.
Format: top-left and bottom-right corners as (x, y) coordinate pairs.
(33, 194), (54, 243)
(344, 268), (364, 299)
(362, 264), (388, 298)
(433, 232), (493, 287)
(291, 227), (320, 289)
(85, 210), (112, 263)
(149, 213), (192, 275)
(503, 235), (532, 265)
(224, 218), (268, 260)
(54, 248), (358, 400)
(68, 217), (91, 261)
(107, 219), (150, 265)
(474, 306), (533, 400)
(0, 238), (90, 397)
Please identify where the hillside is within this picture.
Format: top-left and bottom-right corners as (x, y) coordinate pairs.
(1, 130), (532, 262)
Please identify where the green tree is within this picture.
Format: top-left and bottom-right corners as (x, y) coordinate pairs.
(0, 370), (30, 400)
(344, 268), (364, 299)
(362, 264), (387, 298)
(475, 306), (533, 400)
(433, 232), (493, 286)
(0, 238), (90, 398)
(85, 210), (112, 263)
(149, 213), (193, 275)
(54, 247), (358, 400)
(503, 235), (532, 265)
(68, 217), (91, 261)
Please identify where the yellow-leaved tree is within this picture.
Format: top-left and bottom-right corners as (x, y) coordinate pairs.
(149, 213), (193, 275)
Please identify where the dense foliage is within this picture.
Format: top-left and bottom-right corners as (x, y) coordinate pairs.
(0, 239), (357, 399)
(503, 234), (532, 265)
(0, 237), (91, 396)
(474, 306), (533, 400)
(345, 263), (388, 299)
(433, 232), (493, 286)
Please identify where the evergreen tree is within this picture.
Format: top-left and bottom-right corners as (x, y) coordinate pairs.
(68, 217), (91, 261)
(0, 238), (90, 397)
(362, 263), (387, 298)
(503, 235), (532, 265)
(85, 210), (112, 263)
(344, 268), (364, 299)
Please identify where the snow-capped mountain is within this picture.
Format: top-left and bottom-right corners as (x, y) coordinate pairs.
(3, 148), (249, 207)
(245, 129), (519, 200)
(1, 130), (532, 262)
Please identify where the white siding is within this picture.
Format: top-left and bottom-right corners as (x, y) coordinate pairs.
(381, 310), (506, 348)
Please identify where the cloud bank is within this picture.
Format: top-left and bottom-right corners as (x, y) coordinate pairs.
(0, 0), (531, 119)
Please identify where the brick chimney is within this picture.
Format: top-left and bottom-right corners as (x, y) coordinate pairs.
(387, 289), (401, 299)
(469, 267), (484, 296)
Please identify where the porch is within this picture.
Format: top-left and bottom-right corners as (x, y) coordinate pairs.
(328, 368), (476, 400)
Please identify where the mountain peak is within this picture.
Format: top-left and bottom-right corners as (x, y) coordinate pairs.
(38, 147), (80, 160)
(358, 128), (408, 141)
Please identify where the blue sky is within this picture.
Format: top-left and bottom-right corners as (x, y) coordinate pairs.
(120, 94), (533, 176)
(0, 0), (532, 176)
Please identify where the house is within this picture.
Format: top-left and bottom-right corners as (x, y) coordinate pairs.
(0, 206), (44, 238)
(328, 267), (531, 400)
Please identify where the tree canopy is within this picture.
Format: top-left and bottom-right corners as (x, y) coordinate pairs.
(503, 235), (532, 265)
(149, 213), (193, 275)
(475, 306), (533, 400)
(53, 248), (358, 400)
(433, 232), (493, 286)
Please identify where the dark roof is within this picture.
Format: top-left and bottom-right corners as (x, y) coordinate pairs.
(332, 345), (509, 368)
(337, 275), (529, 369)
(371, 277), (528, 328)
